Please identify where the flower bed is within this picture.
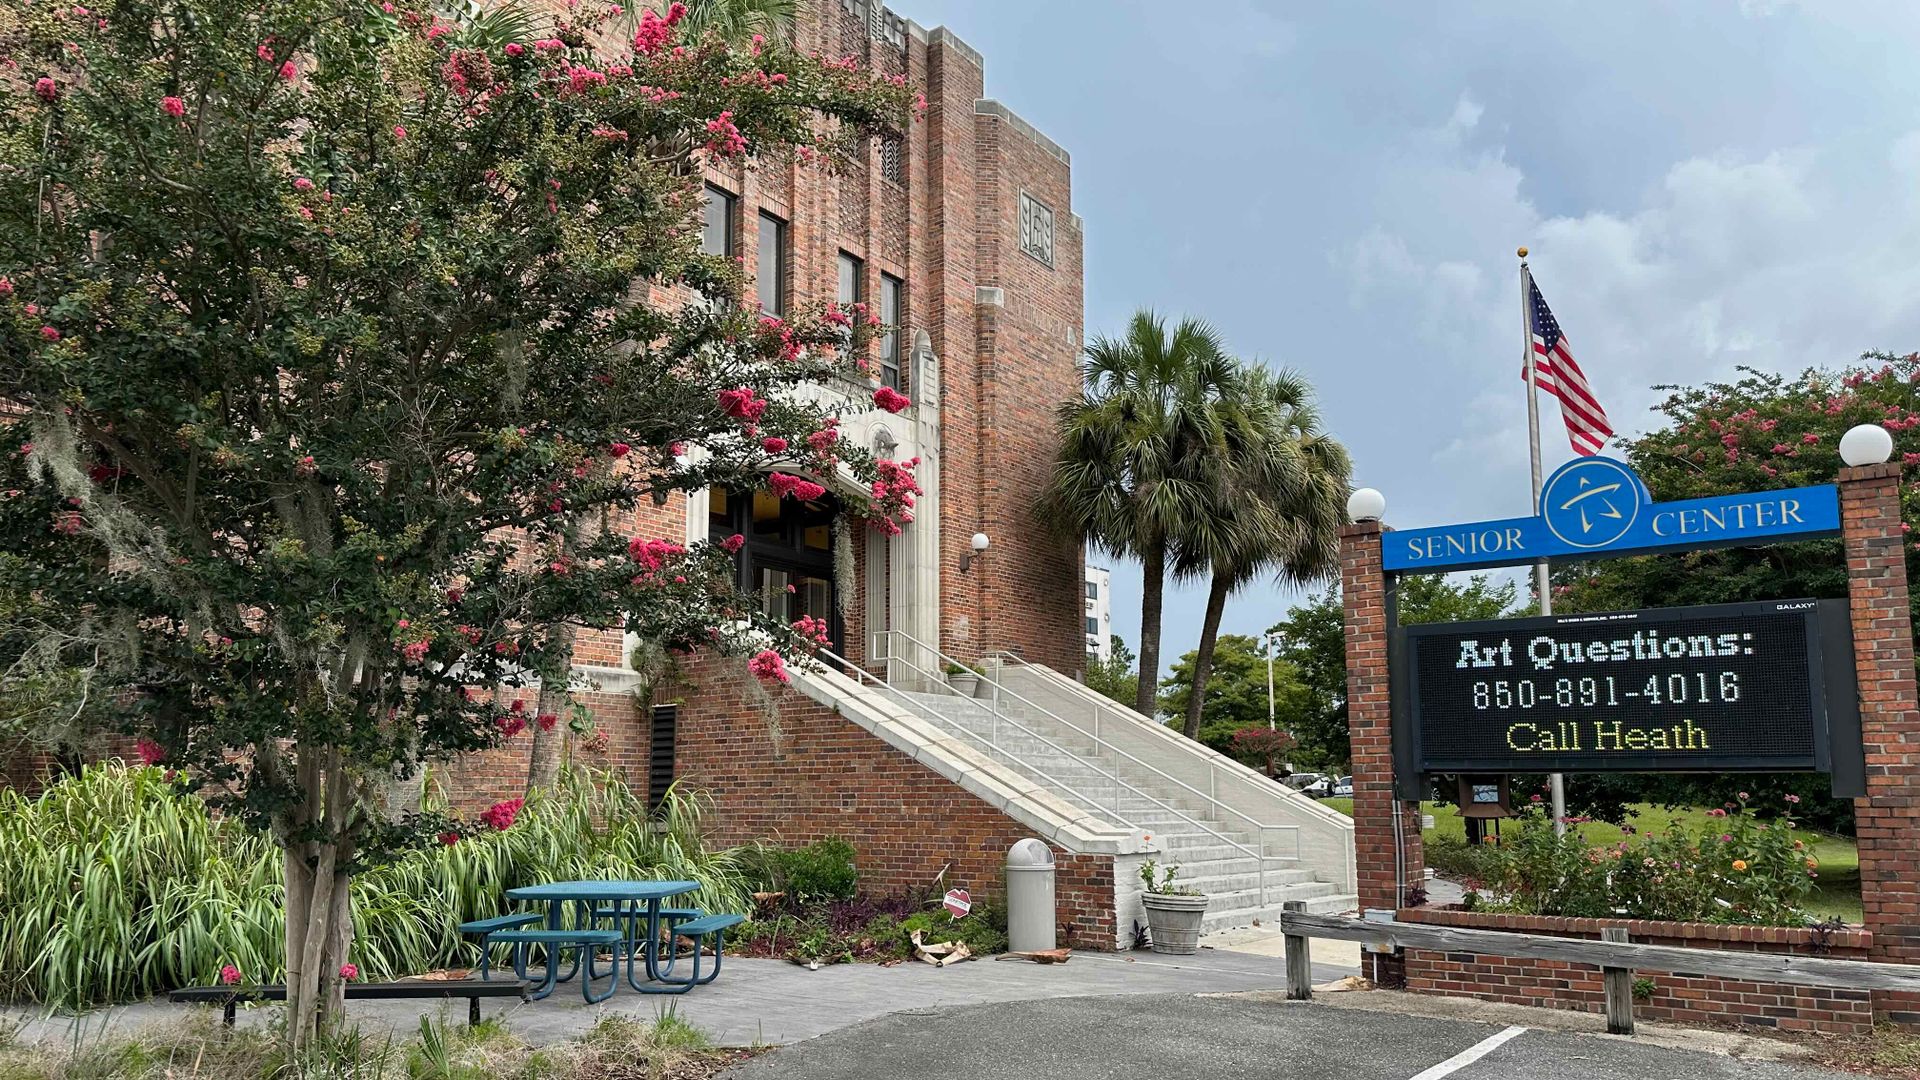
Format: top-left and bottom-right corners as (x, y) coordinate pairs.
(1451, 793), (1828, 927)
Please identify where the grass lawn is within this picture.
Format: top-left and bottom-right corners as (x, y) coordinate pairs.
(1319, 797), (1863, 924)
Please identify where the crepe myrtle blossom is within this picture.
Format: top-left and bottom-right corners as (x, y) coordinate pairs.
(872, 386), (910, 413)
(161, 95), (186, 117)
(338, 963), (359, 980)
(220, 964), (242, 986)
(748, 649), (790, 684)
(718, 387), (769, 421)
(767, 473), (826, 501)
(34, 77), (58, 101)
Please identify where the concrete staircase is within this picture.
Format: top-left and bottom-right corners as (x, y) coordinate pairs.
(887, 670), (1357, 934)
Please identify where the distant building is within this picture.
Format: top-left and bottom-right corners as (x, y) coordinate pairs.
(1085, 565), (1112, 660)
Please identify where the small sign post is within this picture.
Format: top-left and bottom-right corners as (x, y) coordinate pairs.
(943, 888), (972, 919)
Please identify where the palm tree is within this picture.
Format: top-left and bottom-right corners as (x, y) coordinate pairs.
(1043, 311), (1239, 717)
(677, 0), (800, 42)
(1174, 366), (1349, 740)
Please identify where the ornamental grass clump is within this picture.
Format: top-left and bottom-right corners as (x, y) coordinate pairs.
(1470, 793), (1820, 926)
(0, 761), (749, 1011)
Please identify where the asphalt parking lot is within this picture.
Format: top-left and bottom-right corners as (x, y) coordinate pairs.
(720, 993), (1858, 1080)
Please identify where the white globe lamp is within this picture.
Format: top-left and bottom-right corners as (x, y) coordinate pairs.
(1839, 423), (1895, 467)
(1347, 487), (1386, 523)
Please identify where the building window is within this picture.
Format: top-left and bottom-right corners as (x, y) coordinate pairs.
(701, 185), (735, 257)
(1085, 581), (1099, 600)
(757, 211), (787, 316)
(707, 483), (842, 651)
(1085, 617), (1099, 636)
(879, 273), (903, 391)
(837, 251), (863, 307)
(880, 135), (904, 186)
(1019, 191), (1055, 268)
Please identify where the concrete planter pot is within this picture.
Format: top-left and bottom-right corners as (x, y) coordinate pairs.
(1142, 892), (1209, 954)
(946, 671), (980, 696)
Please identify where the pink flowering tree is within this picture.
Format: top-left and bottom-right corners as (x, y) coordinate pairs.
(0, 0), (914, 1048)
(1551, 352), (1920, 833)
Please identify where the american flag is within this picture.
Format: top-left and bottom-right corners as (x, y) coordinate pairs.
(1523, 275), (1612, 456)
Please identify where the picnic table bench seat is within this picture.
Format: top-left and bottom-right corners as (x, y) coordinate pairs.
(638, 913), (745, 995)
(169, 979), (529, 1027)
(456, 912), (544, 979)
(488, 928), (626, 1003)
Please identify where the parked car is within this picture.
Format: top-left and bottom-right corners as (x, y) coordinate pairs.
(1283, 772), (1324, 791)
(1299, 776), (1334, 798)
(1330, 775), (1354, 798)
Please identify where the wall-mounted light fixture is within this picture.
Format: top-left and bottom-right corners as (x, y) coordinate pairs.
(960, 531), (990, 572)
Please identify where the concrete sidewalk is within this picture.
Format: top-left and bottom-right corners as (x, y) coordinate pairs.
(7, 947), (1356, 1050)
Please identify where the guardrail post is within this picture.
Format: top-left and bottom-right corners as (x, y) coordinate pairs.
(1601, 927), (1633, 1035)
(1283, 902), (1312, 1000)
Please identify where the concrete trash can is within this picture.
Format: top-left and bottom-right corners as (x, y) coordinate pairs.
(1006, 838), (1056, 952)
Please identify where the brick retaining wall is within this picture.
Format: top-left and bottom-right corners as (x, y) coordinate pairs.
(1398, 907), (1876, 1033)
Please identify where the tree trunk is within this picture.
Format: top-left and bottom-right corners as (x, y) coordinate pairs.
(1182, 574), (1231, 740)
(281, 747), (356, 1056)
(525, 620), (576, 795)
(1134, 541), (1166, 717)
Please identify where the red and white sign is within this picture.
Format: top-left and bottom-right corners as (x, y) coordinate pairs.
(942, 888), (972, 919)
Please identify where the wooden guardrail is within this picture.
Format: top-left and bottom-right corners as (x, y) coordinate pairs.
(1278, 903), (1920, 1035)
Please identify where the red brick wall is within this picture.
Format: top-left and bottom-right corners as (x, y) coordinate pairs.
(1399, 908), (1875, 1033)
(1340, 520), (1423, 984)
(1840, 463), (1920, 970)
(664, 652), (1118, 948)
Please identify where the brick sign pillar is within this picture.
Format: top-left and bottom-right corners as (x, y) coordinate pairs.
(1840, 463), (1920, 983)
(1341, 520), (1424, 985)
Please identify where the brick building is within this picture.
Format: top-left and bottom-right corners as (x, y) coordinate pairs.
(443, 0), (1114, 917)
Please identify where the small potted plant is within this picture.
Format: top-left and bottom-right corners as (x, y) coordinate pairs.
(944, 662), (981, 696)
(1139, 858), (1207, 954)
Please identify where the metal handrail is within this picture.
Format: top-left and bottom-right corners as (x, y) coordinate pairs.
(892, 632), (1300, 849)
(813, 646), (1139, 831)
(875, 631), (1297, 871)
(1000, 657), (1357, 892)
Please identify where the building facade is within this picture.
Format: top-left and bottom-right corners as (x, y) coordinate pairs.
(1084, 564), (1112, 660)
(444, 0), (1103, 917)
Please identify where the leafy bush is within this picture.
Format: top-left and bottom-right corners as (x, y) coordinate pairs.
(1470, 793), (1820, 925)
(766, 837), (859, 904)
(0, 761), (750, 1010)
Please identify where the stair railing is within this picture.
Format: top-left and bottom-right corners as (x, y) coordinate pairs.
(813, 644), (1137, 829)
(871, 632), (1296, 897)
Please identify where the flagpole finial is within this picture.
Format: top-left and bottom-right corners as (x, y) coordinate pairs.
(1516, 246), (1529, 258)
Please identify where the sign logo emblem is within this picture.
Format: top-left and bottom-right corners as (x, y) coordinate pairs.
(1540, 456), (1643, 550)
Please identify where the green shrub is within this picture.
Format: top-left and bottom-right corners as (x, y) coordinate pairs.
(769, 838), (859, 904)
(0, 761), (751, 1010)
(1475, 794), (1821, 926)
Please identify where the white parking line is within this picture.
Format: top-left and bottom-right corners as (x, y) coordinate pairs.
(1406, 1025), (1529, 1080)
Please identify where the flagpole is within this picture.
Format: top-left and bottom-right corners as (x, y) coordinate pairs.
(1519, 246), (1569, 837)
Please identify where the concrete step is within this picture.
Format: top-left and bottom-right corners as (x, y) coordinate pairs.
(1199, 891), (1359, 935)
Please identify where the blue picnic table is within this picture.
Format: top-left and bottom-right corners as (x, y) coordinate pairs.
(503, 879), (701, 998)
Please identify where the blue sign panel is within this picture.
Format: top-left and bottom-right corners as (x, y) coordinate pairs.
(1382, 457), (1840, 573)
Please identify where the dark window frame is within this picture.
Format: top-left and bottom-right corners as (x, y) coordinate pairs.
(878, 272), (903, 392)
(708, 484), (843, 651)
(837, 251), (864, 308)
(701, 184), (737, 258)
(757, 210), (788, 316)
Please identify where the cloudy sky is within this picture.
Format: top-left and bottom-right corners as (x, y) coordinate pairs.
(908, 0), (1920, 676)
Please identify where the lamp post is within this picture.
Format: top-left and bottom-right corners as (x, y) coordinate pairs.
(1264, 630), (1285, 731)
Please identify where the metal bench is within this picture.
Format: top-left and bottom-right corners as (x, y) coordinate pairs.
(489, 928), (625, 1003)
(636, 913), (745, 994)
(457, 913), (544, 979)
(169, 979), (529, 1028)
